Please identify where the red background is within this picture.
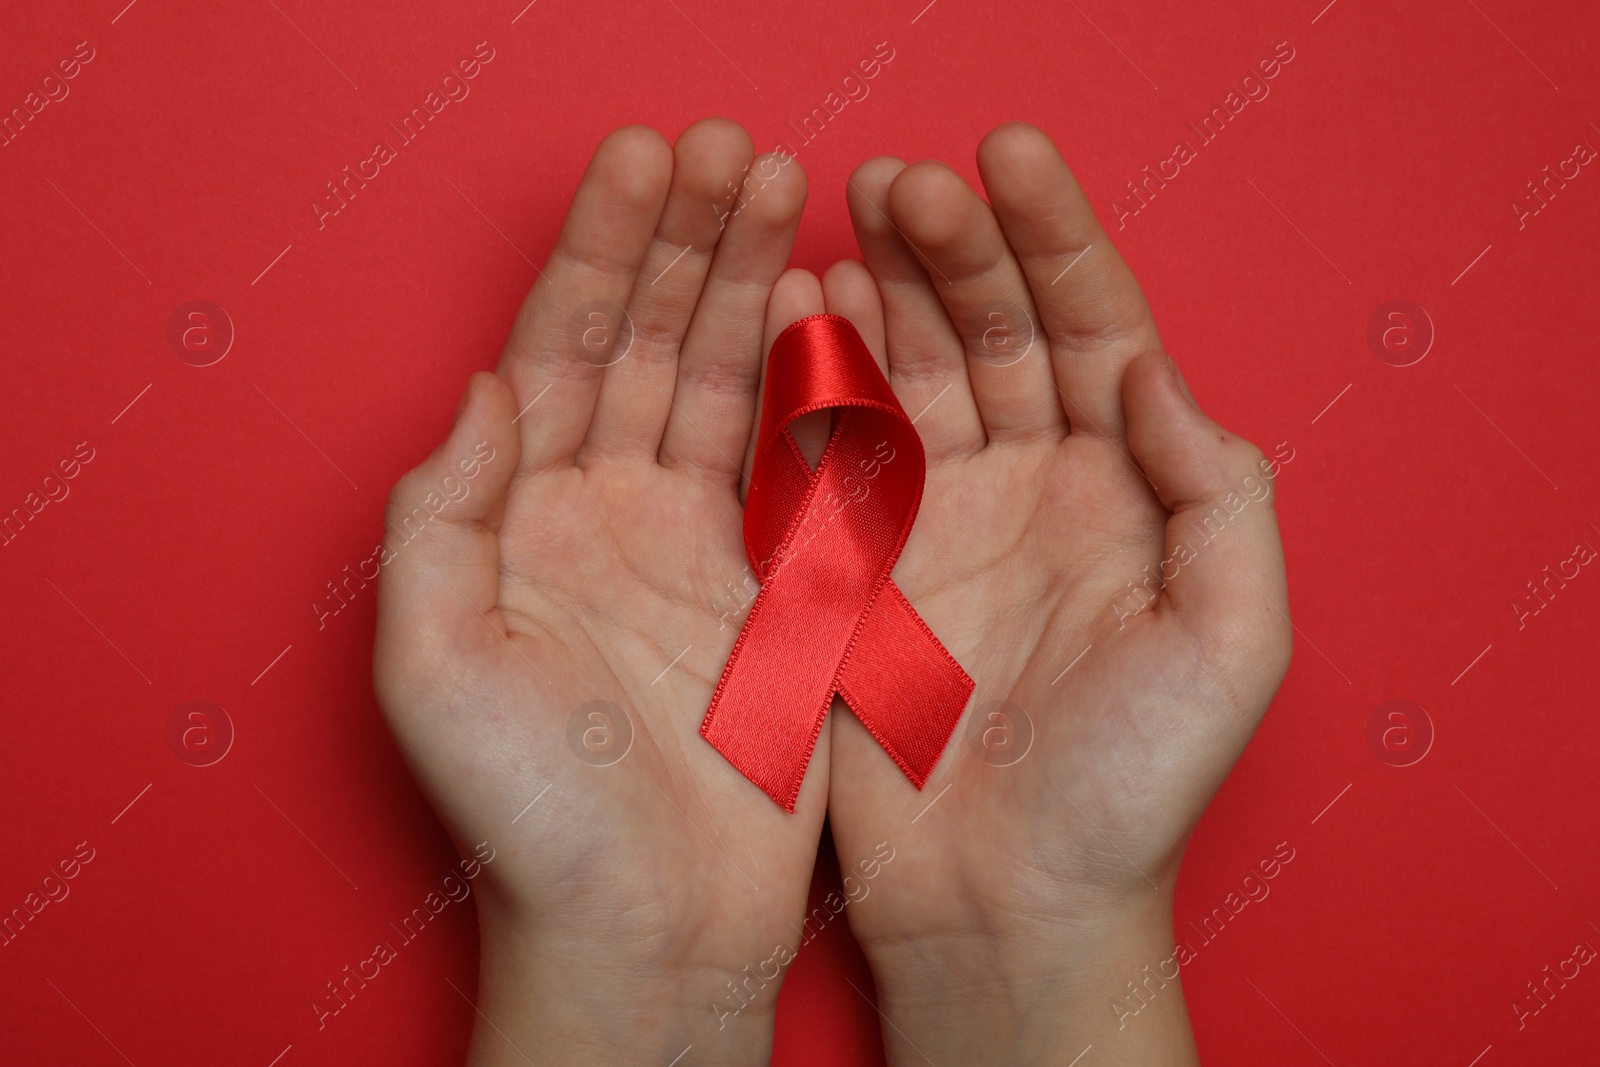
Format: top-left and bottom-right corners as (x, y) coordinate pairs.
(3, 0), (1599, 1063)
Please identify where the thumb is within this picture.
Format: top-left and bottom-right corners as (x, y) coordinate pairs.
(1121, 352), (1292, 681)
(374, 371), (521, 699)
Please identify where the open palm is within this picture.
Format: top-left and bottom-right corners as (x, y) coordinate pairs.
(374, 121), (828, 1064)
(820, 123), (1293, 1064)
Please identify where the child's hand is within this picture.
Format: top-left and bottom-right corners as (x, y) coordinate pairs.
(373, 120), (824, 1066)
(821, 122), (1292, 1065)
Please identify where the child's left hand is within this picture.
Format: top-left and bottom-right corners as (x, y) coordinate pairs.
(374, 119), (825, 1066)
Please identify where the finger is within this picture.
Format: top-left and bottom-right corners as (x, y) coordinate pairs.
(976, 122), (1164, 440)
(821, 258), (888, 378)
(885, 160), (1066, 443)
(1121, 353), (1290, 676)
(495, 126), (672, 475)
(658, 151), (809, 487)
(375, 371), (522, 699)
(845, 157), (984, 461)
(740, 268), (826, 494)
(581, 118), (755, 465)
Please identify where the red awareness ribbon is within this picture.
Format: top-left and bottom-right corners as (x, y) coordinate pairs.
(700, 314), (974, 811)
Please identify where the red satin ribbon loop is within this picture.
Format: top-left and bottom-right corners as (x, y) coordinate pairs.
(700, 314), (974, 811)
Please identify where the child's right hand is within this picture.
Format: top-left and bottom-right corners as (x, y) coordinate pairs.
(820, 122), (1293, 1066)
(373, 120), (825, 1067)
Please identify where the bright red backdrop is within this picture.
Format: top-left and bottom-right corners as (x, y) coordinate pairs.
(3, 0), (1598, 1064)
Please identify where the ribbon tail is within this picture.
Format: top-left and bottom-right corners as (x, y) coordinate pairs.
(701, 561), (850, 813)
(837, 582), (973, 787)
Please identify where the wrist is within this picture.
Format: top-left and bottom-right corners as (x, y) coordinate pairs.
(861, 890), (1199, 1067)
(464, 893), (779, 1067)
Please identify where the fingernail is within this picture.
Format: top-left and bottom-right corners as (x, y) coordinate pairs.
(1168, 357), (1199, 410)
